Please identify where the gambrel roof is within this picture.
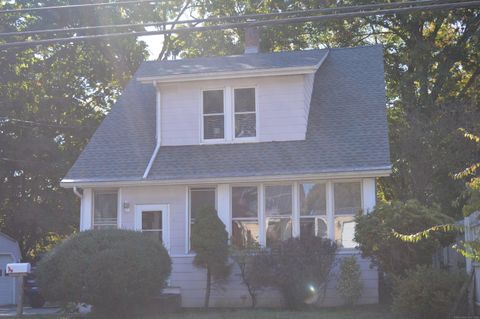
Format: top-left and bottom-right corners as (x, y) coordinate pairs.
(62, 45), (391, 186)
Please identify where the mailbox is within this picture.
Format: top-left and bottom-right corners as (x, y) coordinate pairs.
(6, 263), (31, 276)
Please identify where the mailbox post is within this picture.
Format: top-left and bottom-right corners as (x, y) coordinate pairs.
(6, 263), (31, 317)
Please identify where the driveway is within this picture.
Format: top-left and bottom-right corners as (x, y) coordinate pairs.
(0, 306), (60, 316)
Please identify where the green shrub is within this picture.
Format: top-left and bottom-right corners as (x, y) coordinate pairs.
(36, 229), (171, 317)
(256, 236), (337, 310)
(337, 256), (363, 306)
(355, 200), (454, 276)
(191, 206), (230, 308)
(392, 266), (465, 319)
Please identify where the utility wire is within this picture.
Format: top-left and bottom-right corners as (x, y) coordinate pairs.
(0, 116), (71, 129)
(0, 0), (479, 49)
(0, 0), (163, 15)
(0, 0), (449, 37)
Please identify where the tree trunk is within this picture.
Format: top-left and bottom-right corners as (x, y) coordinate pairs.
(204, 266), (211, 308)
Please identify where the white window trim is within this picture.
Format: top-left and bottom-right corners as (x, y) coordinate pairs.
(200, 88), (226, 143)
(92, 189), (118, 229)
(232, 86), (259, 142)
(199, 86), (259, 144)
(182, 178), (366, 255)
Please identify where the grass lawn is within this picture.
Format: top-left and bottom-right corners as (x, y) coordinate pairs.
(3, 305), (391, 319)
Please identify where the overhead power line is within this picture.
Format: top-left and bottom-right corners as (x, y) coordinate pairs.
(0, 0), (162, 15)
(0, 0), (452, 38)
(0, 0), (479, 50)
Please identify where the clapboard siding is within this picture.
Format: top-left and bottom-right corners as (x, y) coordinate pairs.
(159, 75), (309, 146)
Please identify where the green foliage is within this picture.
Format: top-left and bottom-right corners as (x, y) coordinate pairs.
(355, 200), (454, 276)
(337, 256), (363, 306)
(391, 266), (465, 319)
(255, 236), (337, 310)
(36, 229), (171, 317)
(191, 206), (230, 308)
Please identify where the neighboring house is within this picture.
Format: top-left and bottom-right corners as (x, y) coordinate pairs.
(465, 211), (480, 310)
(0, 232), (21, 305)
(61, 34), (391, 307)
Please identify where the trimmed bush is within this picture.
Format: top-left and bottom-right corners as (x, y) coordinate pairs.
(36, 229), (171, 317)
(256, 236), (337, 310)
(191, 206), (230, 308)
(392, 266), (465, 319)
(337, 256), (363, 306)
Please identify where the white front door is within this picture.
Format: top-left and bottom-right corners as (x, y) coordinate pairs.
(134, 204), (170, 252)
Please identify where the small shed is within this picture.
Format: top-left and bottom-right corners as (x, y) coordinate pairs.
(0, 233), (21, 305)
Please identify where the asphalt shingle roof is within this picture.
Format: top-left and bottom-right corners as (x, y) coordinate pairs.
(136, 49), (328, 78)
(62, 45), (391, 184)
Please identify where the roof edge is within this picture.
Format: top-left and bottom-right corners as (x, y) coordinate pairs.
(61, 166), (391, 188)
(137, 65), (320, 84)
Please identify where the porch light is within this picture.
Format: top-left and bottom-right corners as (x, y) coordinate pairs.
(123, 201), (130, 213)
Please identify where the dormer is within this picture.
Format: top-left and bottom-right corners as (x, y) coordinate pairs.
(136, 49), (328, 146)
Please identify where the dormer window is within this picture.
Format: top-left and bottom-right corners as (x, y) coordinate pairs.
(234, 88), (256, 138)
(202, 89), (225, 140)
(201, 87), (257, 143)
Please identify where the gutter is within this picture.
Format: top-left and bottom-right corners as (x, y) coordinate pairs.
(143, 85), (161, 179)
(61, 167), (393, 188)
(73, 186), (83, 199)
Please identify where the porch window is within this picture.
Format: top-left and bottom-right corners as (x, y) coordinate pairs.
(202, 90), (224, 140)
(189, 187), (216, 249)
(234, 88), (256, 138)
(93, 191), (117, 229)
(334, 182), (362, 248)
(299, 183), (327, 238)
(231, 186), (259, 248)
(265, 184), (292, 247)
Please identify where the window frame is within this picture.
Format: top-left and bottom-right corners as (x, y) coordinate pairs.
(264, 183), (294, 247)
(188, 186), (217, 252)
(92, 189), (118, 230)
(231, 185), (260, 248)
(232, 86), (258, 142)
(298, 182), (328, 238)
(200, 88), (226, 143)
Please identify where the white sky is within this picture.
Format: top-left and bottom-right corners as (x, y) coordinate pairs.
(138, 32), (164, 60)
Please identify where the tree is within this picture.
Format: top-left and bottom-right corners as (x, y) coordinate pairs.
(355, 200), (454, 276)
(191, 206), (230, 308)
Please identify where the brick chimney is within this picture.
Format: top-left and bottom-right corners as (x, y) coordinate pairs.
(244, 26), (260, 54)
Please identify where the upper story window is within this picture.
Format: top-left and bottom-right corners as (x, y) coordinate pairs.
(202, 87), (257, 142)
(234, 88), (256, 138)
(93, 191), (118, 229)
(202, 90), (225, 140)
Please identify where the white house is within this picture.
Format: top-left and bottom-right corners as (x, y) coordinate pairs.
(61, 39), (391, 307)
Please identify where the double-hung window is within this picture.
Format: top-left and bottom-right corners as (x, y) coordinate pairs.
(299, 183), (327, 238)
(202, 87), (256, 142)
(333, 182), (362, 248)
(231, 186), (259, 248)
(202, 90), (225, 141)
(234, 88), (256, 139)
(93, 191), (118, 229)
(265, 184), (293, 247)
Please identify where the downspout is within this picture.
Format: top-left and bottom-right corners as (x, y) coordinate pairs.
(143, 83), (161, 179)
(73, 186), (83, 199)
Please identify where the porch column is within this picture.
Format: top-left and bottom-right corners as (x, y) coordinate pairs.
(362, 178), (376, 214)
(80, 188), (93, 231)
(217, 184), (231, 236)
